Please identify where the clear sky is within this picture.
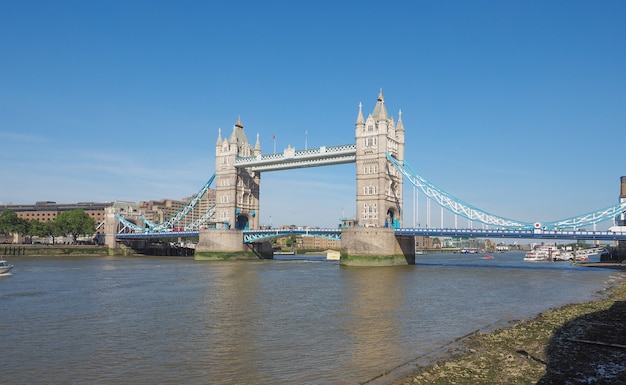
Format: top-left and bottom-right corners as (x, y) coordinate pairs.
(1, 1), (625, 229)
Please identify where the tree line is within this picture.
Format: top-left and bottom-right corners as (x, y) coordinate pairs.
(0, 209), (96, 244)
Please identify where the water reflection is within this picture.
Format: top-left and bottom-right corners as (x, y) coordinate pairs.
(201, 262), (269, 383)
(342, 266), (413, 380)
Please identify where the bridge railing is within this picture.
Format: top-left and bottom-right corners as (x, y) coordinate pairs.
(114, 226), (626, 242)
(242, 228), (342, 243)
(394, 227), (626, 240)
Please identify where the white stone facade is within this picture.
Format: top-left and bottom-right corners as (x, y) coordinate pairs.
(355, 90), (405, 228)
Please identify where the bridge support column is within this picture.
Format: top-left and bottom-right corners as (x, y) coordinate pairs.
(340, 228), (415, 266)
(104, 207), (119, 249)
(195, 229), (272, 260)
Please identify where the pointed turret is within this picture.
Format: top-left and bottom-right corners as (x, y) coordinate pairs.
(229, 116), (250, 145)
(254, 133), (261, 155)
(396, 109), (405, 161)
(396, 110), (404, 132)
(356, 101), (365, 125)
(216, 127), (222, 145)
(371, 88), (388, 121)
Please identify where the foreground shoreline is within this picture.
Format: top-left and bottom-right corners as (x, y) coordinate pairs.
(379, 270), (626, 384)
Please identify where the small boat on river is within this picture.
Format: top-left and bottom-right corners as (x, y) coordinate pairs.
(0, 258), (14, 274)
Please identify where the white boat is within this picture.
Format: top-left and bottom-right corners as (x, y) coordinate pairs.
(0, 258), (14, 274)
(572, 247), (607, 261)
(326, 250), (340, 260)
(524, 244), (562, 262)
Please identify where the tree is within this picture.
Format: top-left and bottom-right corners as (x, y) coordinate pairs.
(0, 209), (30, 243)
(29, 219), (62, 244)
(0, 209), (20, 234)
(13, 217), (30, 240)
(54, 209), (95, 243)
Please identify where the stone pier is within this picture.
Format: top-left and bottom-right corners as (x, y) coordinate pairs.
(194, 229), (273, 260)
(340, 228), (415, 266)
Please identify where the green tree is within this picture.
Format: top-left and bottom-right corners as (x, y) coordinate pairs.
(14, 217), (30, 240)
(285, 235), (296, 247)
(0, 209), (20, 234)
(54, 209), (95, 243)
(29, 219), (62, 244)
(0, 209), (30, 243)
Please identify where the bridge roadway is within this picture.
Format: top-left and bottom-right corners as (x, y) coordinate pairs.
(115, 228), (626, 242)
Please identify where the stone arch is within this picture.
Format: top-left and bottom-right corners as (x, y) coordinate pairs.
(385, 207), (399, 228)
(236, 213), (250, 230)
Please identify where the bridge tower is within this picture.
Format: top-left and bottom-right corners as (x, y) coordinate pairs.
(214, 118), (261, 230)
(341, 91), (414, 266)
(354, 90), (404, 228)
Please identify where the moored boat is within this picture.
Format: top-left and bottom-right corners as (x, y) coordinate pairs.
(326, 250), (340, 260)
(572, 247), (608, 262)
(524, 244), (562, 262)
(0, 258), (14, 274)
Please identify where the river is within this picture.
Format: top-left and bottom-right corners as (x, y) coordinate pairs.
(1, 252), (623, 384)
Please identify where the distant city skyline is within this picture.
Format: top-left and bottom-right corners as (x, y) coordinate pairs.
(1, 1), (625, 229)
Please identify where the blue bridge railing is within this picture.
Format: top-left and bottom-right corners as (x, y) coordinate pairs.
(115, 227), (626, 242)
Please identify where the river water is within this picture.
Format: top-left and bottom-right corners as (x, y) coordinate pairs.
(1, 252), (623, 384)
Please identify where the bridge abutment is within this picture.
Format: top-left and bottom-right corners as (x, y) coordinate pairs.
(340, 228), (415, 266)
(195, 229), (273, 260)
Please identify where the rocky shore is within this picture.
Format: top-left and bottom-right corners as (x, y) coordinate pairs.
(388, 270), (626, 385)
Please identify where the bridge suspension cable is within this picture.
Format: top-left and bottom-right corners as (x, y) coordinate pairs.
(150, 173), (216, 231)
(387, 154), (626, 230)
(184, 204), (216, 230)
(539, 203), (626, 230)
(115, 214), (144, 233)
(387, 154), (532, 228)
(386, 154), (518, 229)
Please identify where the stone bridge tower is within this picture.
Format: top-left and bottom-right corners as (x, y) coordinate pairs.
(355, 90), (405, 228)
(214, 118), (261, 230)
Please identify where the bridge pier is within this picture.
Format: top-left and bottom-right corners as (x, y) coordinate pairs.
(340, 228), (415, 266)
(195, 229), (273, 260)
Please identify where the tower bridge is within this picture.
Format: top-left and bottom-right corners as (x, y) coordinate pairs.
(111, 91), (626, 265)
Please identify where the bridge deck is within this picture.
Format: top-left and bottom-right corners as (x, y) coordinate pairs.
(115, 228), (626, 241)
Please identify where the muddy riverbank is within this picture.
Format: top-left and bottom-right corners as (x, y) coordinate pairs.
(389, 272), (626, 384)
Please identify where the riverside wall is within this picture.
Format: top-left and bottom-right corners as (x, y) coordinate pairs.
(1, 245), (137, 257)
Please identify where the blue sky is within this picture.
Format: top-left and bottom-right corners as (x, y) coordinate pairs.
(1, 1), (625, 229)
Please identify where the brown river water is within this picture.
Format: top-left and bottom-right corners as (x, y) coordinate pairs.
(1, 252), (623, 384)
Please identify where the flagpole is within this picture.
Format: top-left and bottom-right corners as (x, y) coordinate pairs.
(272, 135), (276, 153)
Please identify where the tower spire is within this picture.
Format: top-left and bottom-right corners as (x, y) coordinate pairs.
(396, 109), (404, 132)
(372, 89), (388, 120)
(356, 101), (365, 124)
(216, 127), (222, 145)
(255, 132), (261, 152)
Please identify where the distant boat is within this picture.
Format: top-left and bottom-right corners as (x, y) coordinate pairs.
(0, 258), (14, 274)
(274, 250), (295, 255)
(326, 250), (340, 260)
